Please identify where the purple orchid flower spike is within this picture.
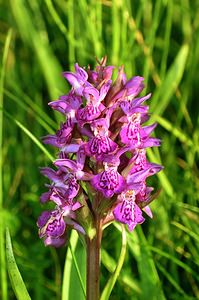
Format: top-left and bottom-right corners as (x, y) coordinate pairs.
(38, 57), (163, 260)
(38, 57), (164, 300)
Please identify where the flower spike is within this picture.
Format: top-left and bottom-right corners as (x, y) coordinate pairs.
(37, 57), (163, 247)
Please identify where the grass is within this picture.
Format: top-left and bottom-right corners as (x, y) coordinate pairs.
(0, 0), (199, 299)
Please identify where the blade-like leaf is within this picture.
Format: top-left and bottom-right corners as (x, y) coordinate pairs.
(62, 230), (86, 300)
(151, 44), (189, 115)
(6, 228), (31, 300)
(100, 224), (127, 300)
(0, 28), (13, 300)
(0, 108), (54, 162)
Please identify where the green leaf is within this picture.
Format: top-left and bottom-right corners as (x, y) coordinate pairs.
(114, 223), (166, 300)
(62, 231), (86, 300)
(151, 44), (189, 115)
(6, 228), (31, 300)
(0, 27), (13, 300)
(100, 224), (127, 300)
(101, 248), (141, 295)
(10, 0), (66, 99)
(0, 108), (54, 162)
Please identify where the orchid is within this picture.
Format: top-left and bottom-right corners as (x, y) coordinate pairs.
(37, 56), (163, 300)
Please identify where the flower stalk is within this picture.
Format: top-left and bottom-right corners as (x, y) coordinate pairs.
(86, 218), (102, 300)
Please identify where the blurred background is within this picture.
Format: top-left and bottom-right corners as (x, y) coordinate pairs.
(0, 0), (199, 299)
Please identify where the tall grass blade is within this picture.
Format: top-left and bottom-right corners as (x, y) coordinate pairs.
(101, 248), (141, 294)
(10, 0), (66, 98)
(151, 44), (189, 115)
(62, 231), (86, 300)
(100, 225), (127, 300)
(0, 28), (12, 300)
(68, 242), (86, 298)
(0, 109), (54, 162)
(6, 228), (31, 300)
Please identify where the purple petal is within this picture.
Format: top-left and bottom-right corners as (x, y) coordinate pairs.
(37, 211), (51, 228)
(40, 167), (58, 182)
(76, 146), (86, 170)
(140, 123), (157, 139)
(127, 165), (163, 185)
(77, 103), (105, 123)
(54, 159), (78, 172)
(88, 70), (98, 83)
(90, 117), (110, 132)
(143, 205), (153, 218)
(64, 177), (80, 198)
(48, 100), (69, 114)
(148, 163), (164, 175)
(136, 183), (154, 203)
(113, 198), (145, 231)
(85, 136), (118, 161)
(129, 106), (149, 115)
(72, 202), (82, 211)
(59, 93), (82, 110)
(99, 80), (112, 101)
(120, 122), (141, 146)
(49, 190), (65, 206)
(83, 86), (99, 102)
(62, 144), (80, 153)
(103, 66), (114, 80)
(44, 235), (66, 247)
(63, 72), (84, 96)
(126, 168), (152, 184)
(75, 63), (88, 81)
(45, 215), (66, 238)
(42, 135), (60, 147)
(42, 122), (73, 148)
(112, 76), (144, 102)
(131, 93), (151, 107)
(120, 93), (151, 115)
(40, 190), (52, 203)
(91, 169), (125, 198)
(142, 137), (161, 148)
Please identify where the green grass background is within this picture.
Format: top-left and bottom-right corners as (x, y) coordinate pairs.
(0, 0), (199, 299)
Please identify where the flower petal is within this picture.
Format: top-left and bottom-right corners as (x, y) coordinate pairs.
(91, 169), (125, 198)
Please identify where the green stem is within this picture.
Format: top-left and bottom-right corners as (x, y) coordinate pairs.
(86, 218), (102, 300)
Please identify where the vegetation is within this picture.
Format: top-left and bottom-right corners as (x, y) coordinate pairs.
(0, 0), (199, 299)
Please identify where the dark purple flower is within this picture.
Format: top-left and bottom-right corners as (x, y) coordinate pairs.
(49, 92), (82, 117)
(37, 203), (84, 247)
(113, 190), (145, 231)
(40, 167), (80, 202)
(38, 209), (66, 247)
(91, 165), (125, 198)
(42, 122), (73, 149)
(63, 63), (89, 96)
(85, 117), (118, 161)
